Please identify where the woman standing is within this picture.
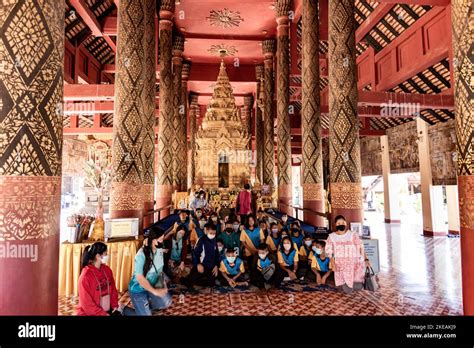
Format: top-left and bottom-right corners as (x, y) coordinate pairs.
(77, 242), (120, 316)
(123, 227), (172, 316)
(325, 215), (369, 293)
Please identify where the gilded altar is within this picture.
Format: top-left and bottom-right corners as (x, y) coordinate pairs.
(195, 60), (251, 188)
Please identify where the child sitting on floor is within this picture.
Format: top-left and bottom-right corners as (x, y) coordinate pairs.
(277, 236), (301, 281)
(218, 248), (248, 288)
(310, 240), (333, 285)
(250, 243), (285, 290)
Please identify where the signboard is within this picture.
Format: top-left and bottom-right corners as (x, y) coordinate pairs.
(105, 218), (139, 241)
(362, 239), (380, 274)
(362, 225), (371, 238)
(350, 222), (362, 236)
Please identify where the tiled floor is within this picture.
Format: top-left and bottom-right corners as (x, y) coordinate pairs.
(59, 213), (463, 316)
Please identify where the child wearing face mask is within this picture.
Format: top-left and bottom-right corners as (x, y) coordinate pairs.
(182, 223), (221, 291)
(77, 242), (120, 316)
(277, 236), (300, 281)
(217, 239), (226, 260)
(325, 215), (369, 293)
(250, 243), (285, 290)
(209, 213), (222, 234)
(309, 240), (332, 285)
(240, 214), (265, 265)
(219, 221), (241, 257)
(279, 213), (291, 232)
(124, 227), (172, 316)
(296, 235), (314, 280)
(265, 223), (281, 253)
(164, 225), (189, 283)
(218, 248), (248, 288)
(290, 226), (304, 249)
(190, 215), (207, 248)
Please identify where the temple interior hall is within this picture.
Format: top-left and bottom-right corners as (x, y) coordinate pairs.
(0, 0), (472, 317)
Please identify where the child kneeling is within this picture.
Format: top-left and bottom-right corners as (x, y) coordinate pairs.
(218, 248), (248, 288)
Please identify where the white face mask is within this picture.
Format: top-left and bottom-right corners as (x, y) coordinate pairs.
(199, 221), (206, 228)
(304, 240), (312, 247)
(233, 224), (240, 231)
(218, 246), (223, 252)
(226, 256), (236, 263)
(283, 244), (291, 251)
(100, 255), (109, 264)
(207, 233), (216, 240)
(312, 247), (322, 255)
(271, 229), (279, 234)
(212, 217), (218, 222)
(258, 253), (267, 260)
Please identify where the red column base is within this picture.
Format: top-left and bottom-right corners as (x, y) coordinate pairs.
(0, 235), (59, 315)
(422, 229), (447, 237)
(303, 199), (325, 227)
(330, 207), (363, 230)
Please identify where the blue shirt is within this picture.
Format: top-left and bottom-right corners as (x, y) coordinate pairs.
(129, 248), (164, 294)
(245, 227), (261, 248)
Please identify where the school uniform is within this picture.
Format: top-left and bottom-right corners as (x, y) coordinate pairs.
(309, 252), (333, 283)
(240, 227), (264, 262)
(265, 235), (281, 253)
(297, 244), (314, 279)
(218, 258), (246, 286)
(250, 254), (285, 289)
(184, 235), (220, 288)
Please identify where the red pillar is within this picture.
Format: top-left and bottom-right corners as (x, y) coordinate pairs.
(0, 0), (64, 314)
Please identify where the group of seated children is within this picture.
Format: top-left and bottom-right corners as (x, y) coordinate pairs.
(172, 209), (333, 293)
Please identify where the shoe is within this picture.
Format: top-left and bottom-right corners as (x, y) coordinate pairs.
(283, 277), (291, 282)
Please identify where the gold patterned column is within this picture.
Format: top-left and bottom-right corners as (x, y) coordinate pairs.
(156, 0), (175, 217)
(142, 0), (156, 228)
(302, 0), (324, 226)
(328, 0), (363, 225)
(182, 61), (191, 190)
(0, 0), (64, 314)
(189, 93), (199, 188)
(243, 94), (254, 152)
(171, 33), (185, 192)
(276, 0), (293, 213)
(262, 39), (276, 188)
(452, 0), (474, 315)
(110, 0), (145, 225)
(255, 65), (265, 184)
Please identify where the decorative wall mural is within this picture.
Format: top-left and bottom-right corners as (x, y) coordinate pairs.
(208, 44), (238, 57)
(360, 137), (382, 176)
(207, 8), (244, 28)
(387, 121), (419, 174)
(429, 119), (457, 185)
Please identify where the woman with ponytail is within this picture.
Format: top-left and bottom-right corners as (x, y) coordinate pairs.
(123, 227), (172, 316)
(77, 242), (120, 316)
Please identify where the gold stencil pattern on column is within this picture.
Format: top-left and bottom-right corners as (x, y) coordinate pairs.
(452, 0), (474, 176)
(276, 24), (292, 187)
(0, 0), (64, 176)
(330, 183), (362, 210)
(171, 33), (185, 190)
(328, 0), (362, 186)
(111, 0), (146, 187)
(302, 0), (323, 188)
(156, 2), (175, 188)
(262, 40), (276, 187)
(142, 0), (156, 187)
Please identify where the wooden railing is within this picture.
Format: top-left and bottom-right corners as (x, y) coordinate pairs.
(143, 204), (173, 226)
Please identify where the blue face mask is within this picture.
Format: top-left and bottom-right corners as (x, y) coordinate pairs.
(226, 256), (236, 263)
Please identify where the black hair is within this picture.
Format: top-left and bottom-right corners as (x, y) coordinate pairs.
(280, 236), (295, 252)
(195, 208), (202, 212)
(245, 214), (256, 229)
(216, 238), (224, 245)
(225, 247), (235, 253)
(143, 227), (166, 276)
(244, 183), (250, 190)
(258, 243), (269, 251)
(179, 210), (188, 215)
(315, 240), (326, 248)
(174, 225), (187, 240)
(334, 215), (346, 223)
(81, 242), (107, 268)
(270, 222), (278, 229)
(304, 234), (312, 239)
(204, 222), (216, 231)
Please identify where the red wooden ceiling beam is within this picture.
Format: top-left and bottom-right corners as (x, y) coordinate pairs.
(373, 0), (450, 6)
(290, 128), (386, 137)
(358, 90), (454, 109)
(64, 84), (115, 101)
(356, 3), (394, 43)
